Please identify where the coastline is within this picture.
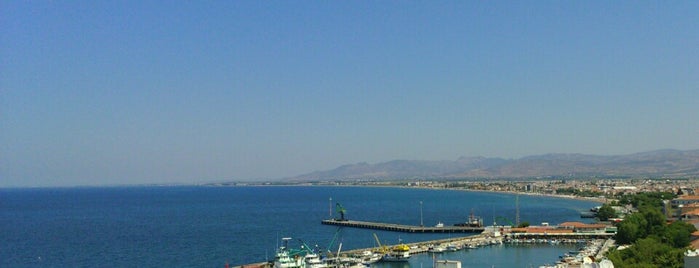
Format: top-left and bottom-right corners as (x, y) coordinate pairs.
(456, 188), (607, 204)
(205, 182), (608, 204)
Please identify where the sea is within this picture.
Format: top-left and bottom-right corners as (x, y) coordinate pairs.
(0, 186), (601, 267)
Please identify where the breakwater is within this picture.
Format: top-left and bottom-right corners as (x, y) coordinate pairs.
(321, 219), (484, 233)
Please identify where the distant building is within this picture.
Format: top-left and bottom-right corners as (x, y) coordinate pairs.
(559, 222), (608, 233)
(673, 196), (699, 207)
(612, 186), (638, 190)
(680, 203), (699, 215)
(525, 184), (534, 192)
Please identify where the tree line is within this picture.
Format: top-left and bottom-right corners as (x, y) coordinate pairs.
(606, 192), (696, 268)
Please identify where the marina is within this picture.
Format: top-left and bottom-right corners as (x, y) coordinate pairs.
(240, 214), (619, 268)
(234, 231), (617, 268)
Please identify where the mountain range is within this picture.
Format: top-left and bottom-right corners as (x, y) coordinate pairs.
(287, 149), (699, 181)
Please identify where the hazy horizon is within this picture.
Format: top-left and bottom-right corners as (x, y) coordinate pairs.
(3, 2), (698, 187)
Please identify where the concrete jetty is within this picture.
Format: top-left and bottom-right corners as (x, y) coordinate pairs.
(321, 219), (485, 233)
(340, 233), (491, 256)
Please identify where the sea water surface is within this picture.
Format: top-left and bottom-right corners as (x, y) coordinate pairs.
(1, 186), (599, 267)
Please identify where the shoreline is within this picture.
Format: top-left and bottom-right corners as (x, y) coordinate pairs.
(456, 188), (607, 204)
(204, 183), (609, 204)
(345, 184), (608, 204)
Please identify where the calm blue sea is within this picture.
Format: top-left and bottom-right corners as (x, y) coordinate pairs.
(0, 186), (599, 267)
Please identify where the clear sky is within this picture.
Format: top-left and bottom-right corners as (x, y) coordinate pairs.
(2, 1), (698, 187)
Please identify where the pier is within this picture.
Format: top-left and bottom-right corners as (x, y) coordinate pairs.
(321, 219), (485, 233)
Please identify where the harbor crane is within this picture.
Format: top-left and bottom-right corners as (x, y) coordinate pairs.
(335, 203), (347, 221)
(372, 233), (388, 254)
(494, 216), (514, 226)
(325, 227), (342, 257)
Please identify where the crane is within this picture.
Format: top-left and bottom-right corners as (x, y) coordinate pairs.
(326, 227), (343, 256)
(372, 233), (388, 254)
(335, 203), (347, 221)
(297, 238), (317, 255)
(494, 216), (514, 226)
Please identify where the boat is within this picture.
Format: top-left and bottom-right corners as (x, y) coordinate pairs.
(446, 244), (459, 251)
(322, 242), (366, 268)
(580, 211), (597, 218)
(274, 238), (305, 268)
(359, 251), (381, 265)
(304, 253), (328, 268)
(381, 243), (410, 262)
(454, 209), (483, 227)
(323, 256), (363, 268)
(435, 222), (444, 228)
(428, 245), (446, 253)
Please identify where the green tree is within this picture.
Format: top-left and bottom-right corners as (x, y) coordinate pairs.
(596, 203), (617, 221)
(517, 221), (530, 228)
(618, 192), (675, 208)
(663, 221), (696, 248)
(616, 213), (648, 244)
(609, 237), (685, 268)
(609, 192), (688, 268)
(640, 206), (667, 235)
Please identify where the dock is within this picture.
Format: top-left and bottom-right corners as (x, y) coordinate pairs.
(321, 219), (485, 233)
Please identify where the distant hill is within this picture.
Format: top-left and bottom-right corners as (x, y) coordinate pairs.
(287, 149), (699, 181)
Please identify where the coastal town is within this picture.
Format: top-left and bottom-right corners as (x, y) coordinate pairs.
(229, 178), (699, 268)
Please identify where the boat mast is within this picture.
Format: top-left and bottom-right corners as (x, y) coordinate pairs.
(515, 195), (520, 227)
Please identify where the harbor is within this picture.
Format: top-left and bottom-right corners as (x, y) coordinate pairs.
(236, 214), (620, 267)
(223, 188), (610, 267)
(233, 228), (617, 268)
(235, 198), (618, 267)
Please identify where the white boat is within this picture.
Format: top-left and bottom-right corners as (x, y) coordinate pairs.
(323, 256), (364, 268)
(323, 242), (365, 268)
(428, 245), (446, 253)
(435, 222), (444, 228)
(274, 238), (305, 268)
(446, 244), (459, 251)
(359, 251), (381, 265)
(381, 244), (410, 262)
(304, 253), (328, 268)
(381, 251), (410, 262)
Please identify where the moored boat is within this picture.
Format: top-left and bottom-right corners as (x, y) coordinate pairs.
(274, 238), (305, 268)
(304, 253), (328, 268)
(381, 243), (410, 262)
(359, 251), (381, 265)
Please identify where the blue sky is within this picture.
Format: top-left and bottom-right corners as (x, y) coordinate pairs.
(2, 1), (698, 187)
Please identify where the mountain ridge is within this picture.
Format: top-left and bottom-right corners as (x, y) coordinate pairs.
(287, 149), (699, 181)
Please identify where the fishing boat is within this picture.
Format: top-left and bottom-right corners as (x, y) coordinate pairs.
(381, 243), (410, 262)
(273, 238), (305, 268)
(454, 209), (483, 227)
